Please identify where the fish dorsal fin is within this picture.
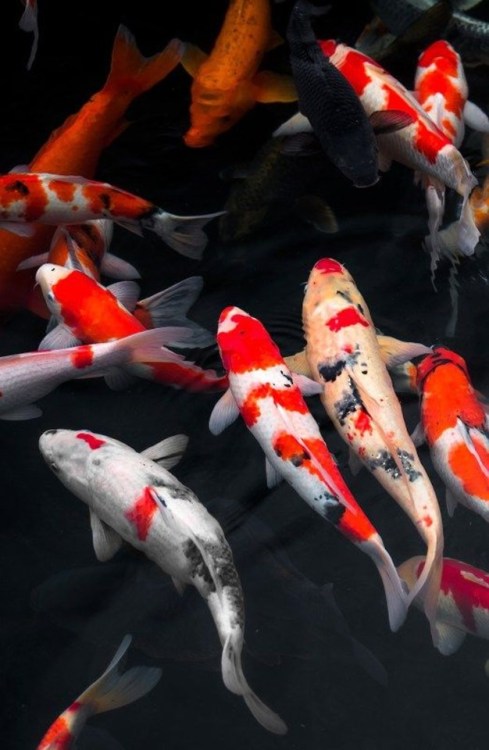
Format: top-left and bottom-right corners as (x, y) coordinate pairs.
(106, 280), (141, 312)
(38, 324), (81, 351)
(141, 434), (189, 469)
(209, 389), (240, 435)
(89, 510), (123, 562)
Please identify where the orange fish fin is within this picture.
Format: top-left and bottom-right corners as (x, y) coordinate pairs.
(284, 349), (311, 377)
(181, 43), (208, 78)
(105, 25), (184, 96)
(252, 71), (298, 104)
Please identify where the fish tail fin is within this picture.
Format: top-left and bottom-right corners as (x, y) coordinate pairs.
(222, 631), (287, 735)
(362, 535), (408, 632)
(405, 535), (443, 648)
(135, 276), (215, 348)
(147, 210), (225, 259)
(105, 25), (183, 97)
(79, 635), (161, 715)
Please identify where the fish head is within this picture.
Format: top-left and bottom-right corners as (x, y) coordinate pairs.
(304, 258), (359, 316)
(397, 555), (426, 596)
(415, 346), (468, 390)
(417, 40), (458, 71)
(35, 262), (77, 317)
(39, 428), (110, 500)
(216, 305), (283, 374)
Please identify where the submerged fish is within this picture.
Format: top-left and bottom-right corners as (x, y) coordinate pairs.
(302, 258), (444, 645)
(447, 11), (489, 67)
(413, 346), (489, 523)
(398, 555), (489, 655)
(210, 305), (408, 632)
(35, 264), (226, 392)
(36, 634), (161, 750)
(181, 0), (297, 148)
(19, 0), (38, 70)
(38, 428), (287, 734)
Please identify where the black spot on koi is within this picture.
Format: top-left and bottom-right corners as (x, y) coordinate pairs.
(6, 180), (29, 196)
(397, 449), (422, 482)
(368, 450), (400, 479)
(334, 380), (362, 425)
(183, 540), (216, 592)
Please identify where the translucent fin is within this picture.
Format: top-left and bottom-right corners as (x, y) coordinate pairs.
(141, 434), (189, 468)
(147, 210), (225, 260)
(89, 511), (123, 562)
(209, 390), (240, 435)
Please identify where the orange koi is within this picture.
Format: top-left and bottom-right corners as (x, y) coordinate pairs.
(37, 635), (161, 750)
(181, 0), (297, 147)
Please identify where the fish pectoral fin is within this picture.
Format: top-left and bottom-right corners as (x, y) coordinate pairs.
(209, 389), (240, 435)
(348, 448), (363, 476)
(273, 111), (313, 138)
(463, 100), (489, 133)
(141, 434), (189, 469)
(106, 280), (141, 312)
(16, 251), (49, 271)
(38, 324), (81, 351)
(291, 373), (322, 396)
(266, 28), (284, 51)
(0, 404), (42, 420)
(265, 458), (283, 489)
(377, 334), (432, 368)
(0, 222), (35, 237)
(435, 622), (466, 656)
(445, 489), (458, 518)
(104, 368), (138, 391)
(410, 422), (425, 448)
(172, 576), (187, 596)
(377, 151), (392, 173)
(369, 109), (415, 136)
(101, 253), (141, 281)
(89, 510), (123, 562)
(181, 42), (208, 77)
(284, 349), (312, 377)
(252, 71), (297, 104)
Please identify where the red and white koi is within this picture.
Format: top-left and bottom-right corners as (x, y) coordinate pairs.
(37, 634), (161, 750)
(413, 346), (489, 524)
(302, 258), (444, 645)
(210, 305), (408, 632)
(19, 0), (38, 70)
(0, 327), (182, 421)
(320, 39), (479, 256)
(398, 556), (489, 656)
(35, 263), (225, 392)
(38, 428), (287, 734)
(0, 172), (222, 260)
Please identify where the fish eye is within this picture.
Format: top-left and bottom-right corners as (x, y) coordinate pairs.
(47, 291), (55, 302)
(50, 461), (59, 472)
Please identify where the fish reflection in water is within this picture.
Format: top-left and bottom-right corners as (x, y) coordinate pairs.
(32, 503), (386, 686)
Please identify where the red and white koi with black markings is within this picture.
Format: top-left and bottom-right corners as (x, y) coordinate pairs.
(398, 556), (489, 656)
(38, 428), (287, 735)
(0, 326), (177, 421)
(35, 263), (226, 392)
(320, 39), (479, 255)
(0, 172), (222, 259)
(210, 305), (408, 632)
(413, 346), (489, 524)
(37, 634), (161, 750)
(302, 258), (444, 645)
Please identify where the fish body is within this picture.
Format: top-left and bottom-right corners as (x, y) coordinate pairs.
(38, 429), (287, 735)
(302, 258), (444, 643)
(210, 305), (408, 632)
(447, 11), (489, 67)
(182, 0), (296, 147)
(37, 634), (160, 750)
(415, 346), (489, 523)
(0, 327), (177, 421)
(1, 25), (184, 316)
(286, 0), (379, 187)
(35, 264), (226, 392)
(398, 555), (489, 655)
(321, 39), (479, 254)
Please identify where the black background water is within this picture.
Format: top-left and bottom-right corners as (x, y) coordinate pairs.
(2, 1), (489, 748)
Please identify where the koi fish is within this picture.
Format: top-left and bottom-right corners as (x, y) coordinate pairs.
(414, 40), (489, 274)
(412, 346), (489, 523)
(446, 11), (489, 67)
(181, 0), (297, 147)
(0, 25), (183, 316)
(19, 0), (38, 70)
(38, 428), (287, 734)
(0, 327), (182, 421)
(320, 39), (479, 255)
(302, 258), (444, 645)
(37, 634), (161, 750)
(210, 305), (408, 632)
(0, 171), (222, 258)
(398, 556), (489, 655)
(35, 263), (226, 392)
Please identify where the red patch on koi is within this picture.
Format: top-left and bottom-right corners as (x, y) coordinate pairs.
(217, 310), (283, 374)
(354, 410), (372, 435)
(241, 382), (308, 427)
(448, 442), (489, 501)
(76, 432), (106, 450)
(124, 486), (158, 541)
(70, 345), (94, 369)
(314, 258), (343, 275)
(327, 307), (368, 332)
(50, 179), (77, 204)
(422, 515), (433, 527)
(0, 174), (49, 222)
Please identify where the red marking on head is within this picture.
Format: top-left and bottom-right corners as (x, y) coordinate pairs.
(76, 432), (106, 450)
(124, 486), (158, 541)
(241, 382), (308, 427)
(354, 410), (372, 436)
(217, 309), (283, 374)
(418, 41), (457, 71)
(314, 258), (343, 275)
(50, 178), (76, 204)
(327, 307), (369, 332)
(70, 345), (94, 369)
